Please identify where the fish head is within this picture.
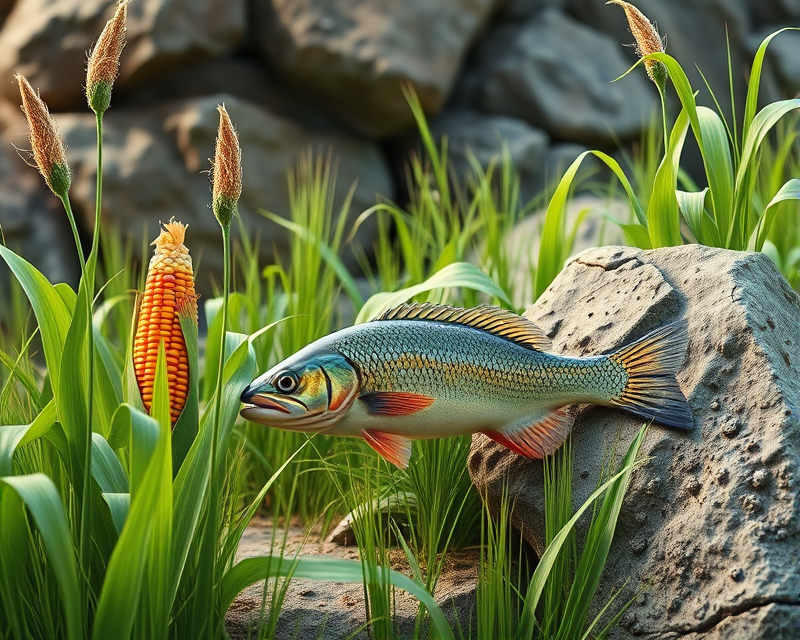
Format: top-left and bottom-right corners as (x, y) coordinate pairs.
(240, 350), (359, 431)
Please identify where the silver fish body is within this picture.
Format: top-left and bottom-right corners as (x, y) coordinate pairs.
(241, 303), (692, 467)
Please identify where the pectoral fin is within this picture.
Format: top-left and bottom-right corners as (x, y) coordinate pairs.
(362, 429), (412, 469)
(360, 392), (435, 416)
(483, 408), (573, 459)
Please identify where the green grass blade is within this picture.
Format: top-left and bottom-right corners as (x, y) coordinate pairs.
(749, 179), (800, 251)
(535, 150), (646, 298)
(516, 441), (645, 640)
(695, 106), (734, 237)
(91, 327), (123, 439)
(144, 342), (174, 638)
(733, 99), (800, 248)
(0, 400), (57, 475)
(91, 432), (129, 493)
(676, 188), (719, 245)
(102, 492), (130, 536)
(172, 308), (200, 473)
(220, 555), (455, 640)
(261, 210), (364, 309)
(355, 262), (511, 323)
(91, 350), (172, 640)
(0, 474), (82, 640)
(743, 28), (799, 143)
(647, 110), (689, 247)
(0, 246), (71, 393)
(557, 427), (646, 638)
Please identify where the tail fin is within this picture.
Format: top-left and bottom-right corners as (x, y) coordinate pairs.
(609, 320), (693, 429)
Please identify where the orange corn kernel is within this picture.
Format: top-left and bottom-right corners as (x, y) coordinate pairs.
(133, 220), (197, 424)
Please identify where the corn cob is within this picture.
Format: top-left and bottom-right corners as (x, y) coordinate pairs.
(133, 220), (197, 424)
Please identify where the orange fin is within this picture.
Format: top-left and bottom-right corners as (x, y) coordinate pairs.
(377, 302), (552, 351)
(609, 320), (693, 429)
(360, 392), (435, 416)
(362, 429), (412, 469)
(484, 408), (573, 459)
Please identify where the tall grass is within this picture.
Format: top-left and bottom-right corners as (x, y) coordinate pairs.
(2, 6), (799, 638)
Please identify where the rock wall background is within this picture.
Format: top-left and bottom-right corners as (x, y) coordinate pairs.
(0, 0), (799, 291)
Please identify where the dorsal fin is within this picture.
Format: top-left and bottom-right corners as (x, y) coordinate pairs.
(376, 302), (553, 352)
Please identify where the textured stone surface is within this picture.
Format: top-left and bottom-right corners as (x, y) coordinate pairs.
(430, 110), (550, 203)
(225, 518), (477, 640)
(469, 245), (800, 638)
(56, 94), (392, 290)
(0, 0), (246, 110)
(254, 0), (499, 138)
(475, 9), (657, 144)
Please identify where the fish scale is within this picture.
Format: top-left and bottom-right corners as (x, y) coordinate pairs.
(330, 320), (627, 404)
(240, 302), (692, 469)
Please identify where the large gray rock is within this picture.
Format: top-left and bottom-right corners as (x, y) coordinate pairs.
(430, 110), (550, 204)
(497, 0), (570, 21)
(56, 94), (392, 292)
(0, 0), (246, 111)
(253, 0), (499, 138)
(475, 9), (657, 144)
(469, 245), (800, 638)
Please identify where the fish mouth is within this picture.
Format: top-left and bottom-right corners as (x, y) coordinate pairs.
(243, 394), (293, 415)
(240, 394), (340, 432)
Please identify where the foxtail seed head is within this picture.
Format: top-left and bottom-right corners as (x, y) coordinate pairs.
(607, 1), (668, 90)
(16, 73), (71, 198)
(211, 104), (242, 229)
(86, 0), (128, 115)
(133, 220), (198, 425)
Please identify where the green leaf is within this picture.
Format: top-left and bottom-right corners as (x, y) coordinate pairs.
(676, 188), (718, 246)
(517, 429), (646, 640)
(172, 307), (200, 473)
(749, 179), (800, 251)
(0, 474), (83, 640)
(743, 28), (799, 142)
(557, 427), (646, 639)
(221, 555), (455, 640)
(102, 492), (130, 536)
(733, 99), (800, 247)
(0, 246), (72, 393)
(647, 109), (689, 247)
(0, 400), (57, 476)
(168, 332), (257, 609)
(695, 106), (733, 238)
(91, 348), (172, 640)
(261, 210), (364, 309)
(91, 432), (129, 493)
(535, 150), (646, 298)
(355, 262), (511, 324)
(617, 223), (652, 250)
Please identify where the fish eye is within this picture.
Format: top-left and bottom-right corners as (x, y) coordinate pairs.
(274, 371), (299, 394)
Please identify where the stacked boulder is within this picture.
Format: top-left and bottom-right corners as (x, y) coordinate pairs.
(0, 0), (798, 287)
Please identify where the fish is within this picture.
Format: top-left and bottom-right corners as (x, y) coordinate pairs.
(240, 303), (693, 469)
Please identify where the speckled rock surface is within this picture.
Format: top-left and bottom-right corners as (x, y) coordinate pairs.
(469, 245), (800, 638)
